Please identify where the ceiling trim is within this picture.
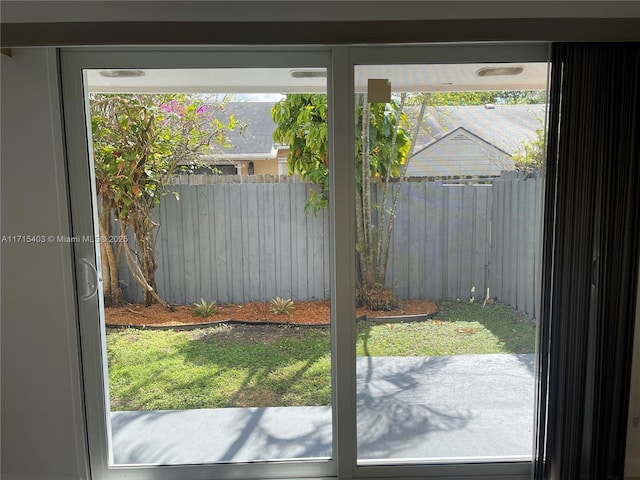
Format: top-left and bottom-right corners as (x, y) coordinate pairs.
(3, 1), (639, 24)
(2, 18), (640, 47)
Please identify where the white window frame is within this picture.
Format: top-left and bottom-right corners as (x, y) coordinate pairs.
(278, 157), (289, 175)
(61, 43), (549, 480)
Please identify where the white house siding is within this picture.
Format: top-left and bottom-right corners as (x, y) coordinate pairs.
(406, 130), (515, 177)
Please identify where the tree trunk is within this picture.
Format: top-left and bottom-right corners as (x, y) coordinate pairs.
(380, 93), (429, 283)
(97, 200), (124, 307)
(355, 186), (367, 284)
(360, 95), (374, 286)
(130, 211), (159, 307)
(122, 239), (172, 310)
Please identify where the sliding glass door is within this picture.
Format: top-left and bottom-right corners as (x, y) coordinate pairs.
(345, 44), (550, 478)
(352, 56), (548, 466)
(62, 48), (337, 480)
(62, 43), (550, 480)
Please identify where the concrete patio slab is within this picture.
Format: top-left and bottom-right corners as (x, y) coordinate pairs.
(111, 353), (534, 465)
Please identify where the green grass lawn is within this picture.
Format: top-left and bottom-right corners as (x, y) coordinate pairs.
(106, 302), (535, 411)
(357, 301), (535, 357)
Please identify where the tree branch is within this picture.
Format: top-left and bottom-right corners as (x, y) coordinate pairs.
(380, 93), (429, 282)
(376, 93), (406, 279)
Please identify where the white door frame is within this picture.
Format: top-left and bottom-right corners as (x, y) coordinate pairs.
(61, 42), (549, 480)
(61, 47), (337, 480)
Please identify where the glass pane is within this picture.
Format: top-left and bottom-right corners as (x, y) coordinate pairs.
(353, 62), (549, 464)
(84, 67), (332, 465)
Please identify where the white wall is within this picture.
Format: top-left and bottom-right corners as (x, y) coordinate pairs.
(1, 48), (88, 480)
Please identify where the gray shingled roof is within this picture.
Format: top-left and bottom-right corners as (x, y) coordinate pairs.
(216, 102), (279, 155)
(413, 104), (546, 155)
(218, 102), (545, 157)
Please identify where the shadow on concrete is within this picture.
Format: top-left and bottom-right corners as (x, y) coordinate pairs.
(356, 354), (471, 459)
(111, 406), (332, 464)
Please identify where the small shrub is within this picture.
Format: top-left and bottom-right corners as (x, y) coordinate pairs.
(356, 283), (400, 311)
(192, 299), (218, 317)
(269, 297), (295, 315)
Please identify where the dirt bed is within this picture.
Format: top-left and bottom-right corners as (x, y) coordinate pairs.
(105, 299), (439, 327)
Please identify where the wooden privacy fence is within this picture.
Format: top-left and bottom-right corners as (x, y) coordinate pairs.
(116, 172), (543, 319)
(382, 171), (544, 322)
(490, 172), (544, 322)
(118, 179), (331, 306)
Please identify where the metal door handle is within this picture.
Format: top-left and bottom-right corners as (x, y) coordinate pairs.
(79, 258), (99, 301)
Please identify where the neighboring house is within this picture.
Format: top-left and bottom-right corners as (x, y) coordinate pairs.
(201, 101), (288, 176)
(406, 104), (545, 177)
(202, 102), (544, 178)
(408, 126), (513, 177)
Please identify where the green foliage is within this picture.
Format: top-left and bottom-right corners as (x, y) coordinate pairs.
(410, 90), (546, 106)
(513, 127), (546, 175)
(192, 299), (218, 317)
(91, 94), (234, 221)
(271, 95), (329, 211)
(91, 94), (236, 305)
(354, 98), (411, 187)
(271, 94), (410, 213)
(269, 297), (295, 315)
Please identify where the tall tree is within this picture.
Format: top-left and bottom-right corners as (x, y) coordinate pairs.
(271, 94), (330, 212)
(272, 94), (424, 309)
(91, 94), (236, 306)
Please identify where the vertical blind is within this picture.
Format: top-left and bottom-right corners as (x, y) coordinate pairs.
(535, 43), (640, 479)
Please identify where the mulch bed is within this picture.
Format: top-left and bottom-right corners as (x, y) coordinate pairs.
(105, 299), (439, 329)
